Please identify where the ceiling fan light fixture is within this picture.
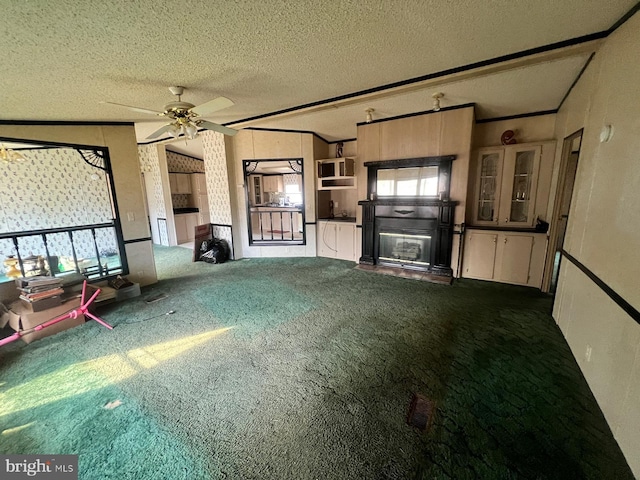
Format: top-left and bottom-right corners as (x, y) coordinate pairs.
(167, 124), (181, 139)
(129, 86), (236, 140)
(0, 144), (26, 163)
(185, 122), (199, 139)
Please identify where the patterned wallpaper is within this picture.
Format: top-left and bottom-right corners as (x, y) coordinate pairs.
(201, 131), (233, 254)
(0, 147), (119, 275)
(166, 150), (204, 173)
(138, 145), (166, 218)
(171, 194), (190, 208)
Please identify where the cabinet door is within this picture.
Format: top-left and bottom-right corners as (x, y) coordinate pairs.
(198, 212), (210, 226)
(473, 149), (504, 225)
(463, 232), (498, 279)
(169, 173), (178, 193)
(176, 174), (192, 194)
(185, 214), (198, 241)
(191, 174), (206, 194)
(499, 146), (541, 227)
(317, 222), (337, 258)
(195, 194), (209, 213)
(496, 234), (533, 285)
(336, 224), (355, 261)
(262, 176), (273, 192)
(174, 215), (187, 244)
(250, 175), (263, 205)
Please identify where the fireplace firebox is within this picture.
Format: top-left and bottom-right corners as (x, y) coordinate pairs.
(358, 156), (457, 277)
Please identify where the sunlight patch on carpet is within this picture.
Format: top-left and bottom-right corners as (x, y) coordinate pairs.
(0, 327), (234, 417)
(127, 327), (233, 368)
(2, 422), (35, 436)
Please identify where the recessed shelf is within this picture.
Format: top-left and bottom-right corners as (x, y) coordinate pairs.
(316, 157), (356, 190)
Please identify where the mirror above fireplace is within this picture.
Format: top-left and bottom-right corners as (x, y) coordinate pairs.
(365, 155), (454, 201)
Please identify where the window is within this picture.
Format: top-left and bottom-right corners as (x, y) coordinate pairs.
(285, 184), (302, 205)
(377, 166), (439, 197)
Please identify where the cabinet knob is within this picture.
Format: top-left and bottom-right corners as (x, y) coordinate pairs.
(505, 217), (509, 223)
(504, 238), (507, 243)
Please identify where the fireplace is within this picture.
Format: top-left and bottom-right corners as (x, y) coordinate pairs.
(358, 155), (457, 277)
(379, 232), (431, 267)
(360, 200), (456, 275)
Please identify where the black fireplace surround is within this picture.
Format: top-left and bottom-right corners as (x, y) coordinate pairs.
(358, 156), (457, 276)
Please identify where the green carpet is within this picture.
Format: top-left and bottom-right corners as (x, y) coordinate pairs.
(0, 246), (634, 479)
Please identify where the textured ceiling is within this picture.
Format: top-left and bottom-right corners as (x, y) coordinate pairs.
(0, 0), (636, 150)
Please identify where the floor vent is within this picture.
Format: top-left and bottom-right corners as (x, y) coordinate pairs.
(407, 393), (435, 432)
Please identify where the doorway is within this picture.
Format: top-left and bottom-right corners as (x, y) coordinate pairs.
(542, 129), (582, 293)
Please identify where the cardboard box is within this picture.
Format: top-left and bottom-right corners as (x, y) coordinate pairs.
(19, 295), (63, 312)
(0, 305), (10, 329)
(8, 298), (84, 344)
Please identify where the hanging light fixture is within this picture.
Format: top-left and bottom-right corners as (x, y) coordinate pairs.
(184, 122), (198, 140)
(365, 108), (374, 123)
(0, 144), (26, 163)
(166, 118), (200, 140)
(432, 92), (444, 112)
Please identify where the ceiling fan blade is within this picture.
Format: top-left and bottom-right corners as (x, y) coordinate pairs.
(146, 124), (174, 139)
(198, 120), (237, 137)
(101, 101), (163, 116)
(190, 96), (234, 117)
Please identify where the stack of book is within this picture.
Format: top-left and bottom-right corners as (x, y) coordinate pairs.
(16, 276), (64, 312)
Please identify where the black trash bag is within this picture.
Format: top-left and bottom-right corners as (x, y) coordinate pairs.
(199, 238), (229, 264)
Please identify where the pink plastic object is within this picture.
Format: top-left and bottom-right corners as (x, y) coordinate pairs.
(0, 280), (112, 347)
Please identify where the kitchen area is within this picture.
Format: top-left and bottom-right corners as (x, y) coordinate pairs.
(245, 160), (305, 244)
(170, 171), (209, 245)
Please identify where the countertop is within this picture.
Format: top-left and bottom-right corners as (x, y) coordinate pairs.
(318, 216), (356, 223)
(174, 208), (199, 214)
(251, 205), (302, 211)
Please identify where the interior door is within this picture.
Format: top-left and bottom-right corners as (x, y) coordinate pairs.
(555, 152), (579, 251)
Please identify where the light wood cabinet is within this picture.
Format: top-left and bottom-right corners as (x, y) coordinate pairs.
(462, 230), (547, 288)
(198, 211), (210, 226)
(463, 231), (498, 279)
(317, 221), (356, 261)
(472, 143), (555, 228)
(169, 173), (193, 194)
(190, 173), (206, 194)
(174, 213), (198, 244)
(317, 157), (357, 190)
(249, 175), (263, 205)
(262, 175), (283, 193)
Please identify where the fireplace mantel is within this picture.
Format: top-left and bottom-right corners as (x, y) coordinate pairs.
(358, 198), (457, 275)
(358, 198), (458, 207)
(358, 155), (459, 276)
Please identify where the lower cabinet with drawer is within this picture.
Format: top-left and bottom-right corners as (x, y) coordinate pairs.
(462, 229), (547, 288)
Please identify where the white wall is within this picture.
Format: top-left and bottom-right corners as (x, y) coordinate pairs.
(552, 12), (640, 476)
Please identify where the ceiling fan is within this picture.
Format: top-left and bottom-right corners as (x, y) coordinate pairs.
(102, 86), (237, 139)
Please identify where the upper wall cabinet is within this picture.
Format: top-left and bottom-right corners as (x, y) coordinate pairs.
(169, 173), (192, 194)
(471, 142), (554, 228)
(317, 157), (356, 190)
